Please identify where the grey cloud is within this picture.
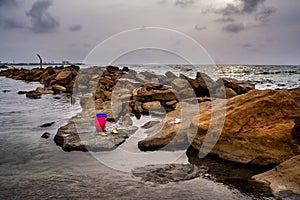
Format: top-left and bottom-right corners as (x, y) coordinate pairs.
(214, 17), (235, 23)
(222, 23), (245, 33)
(242, 43), (253, 48)
(216, 0), (275, 21)
(241, 0), (265, 13)
(194, 24), (207, 31)
(175, 0), (194, 8)
(218, 4), (240, 16)
(26, 0), (59, 33)
(1, 18), (25, 29)
(255, 7), (276, 21)
(69, 24), (82, 32)
(215, 0), (275, 33)
(0, 0), (25, 29)
(0, 0), (17, 7)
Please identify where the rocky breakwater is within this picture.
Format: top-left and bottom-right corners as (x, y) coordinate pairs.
(54, 66), (138, 151)
(0, 65), (79, 98)
(55, 65), (247, 152)
(137, 73), (254, 151)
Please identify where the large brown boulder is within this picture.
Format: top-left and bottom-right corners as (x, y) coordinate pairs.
(138, 101), (211, 151)
(55, 70), (73, 85)
(132, 87), (177, 102)
(180, 72), (219, 97)
(189, 89), (300, 165)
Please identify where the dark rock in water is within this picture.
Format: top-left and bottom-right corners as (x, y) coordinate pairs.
(40, 122), (55, 128)
(2, 90), (11, 93)
(41, 132), (51, 139)
(0, 64), (9, 69)
(217, 78), (255, 95)
(17, 91), (27, 95)
(165, 71), (178, 79)
(26, 90), (42, 99)
(132, 163), (208, 184)
(122, 66), (129, 72)
(54, 121), (87, 152)
(106, 65), (119, 74)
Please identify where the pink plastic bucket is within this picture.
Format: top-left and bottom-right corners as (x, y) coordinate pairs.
(94, 113), (107, 131)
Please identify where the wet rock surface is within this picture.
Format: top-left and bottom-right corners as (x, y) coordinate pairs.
(252, 155), (300, 198)
(54, 116), (138, 152)
(186, 146), (276, 199)
(218, 77), (255, 95)
(132, 163), (208, 184)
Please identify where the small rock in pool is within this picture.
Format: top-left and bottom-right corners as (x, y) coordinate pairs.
(26, 90), (42, 99)
(41, 132), (51, 139)
(40, 122), (55, 128)
(2, 90), (11, 93)
(17, 91), (27, 95)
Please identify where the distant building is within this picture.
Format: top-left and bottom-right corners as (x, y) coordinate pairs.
(62, 60), (70, 65)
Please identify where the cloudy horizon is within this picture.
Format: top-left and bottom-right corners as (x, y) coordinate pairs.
(0, 0), (299, 65)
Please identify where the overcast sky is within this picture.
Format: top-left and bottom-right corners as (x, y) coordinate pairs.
(0, 0), (299, 65)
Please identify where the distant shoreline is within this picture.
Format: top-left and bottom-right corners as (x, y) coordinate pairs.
(1, 62), (84, 67)
(1, 62), (300, 67)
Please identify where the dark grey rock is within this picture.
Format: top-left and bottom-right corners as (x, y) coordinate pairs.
(18, 91), (27, 95)
(41, 132), (51, 139)
(40, 122), (55, 128)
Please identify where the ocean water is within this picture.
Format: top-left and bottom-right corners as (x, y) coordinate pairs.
(127, 64), (300, 90)
(0, 65), (299, 199)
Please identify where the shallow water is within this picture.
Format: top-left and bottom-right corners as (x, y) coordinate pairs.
(0, 77), (261, 200)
